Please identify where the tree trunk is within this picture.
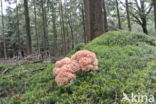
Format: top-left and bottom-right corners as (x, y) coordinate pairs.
(33, 0), (40, 54)
(153, 0), (156, 31)
(60, 1), (67, 55)
(41, 0), (49, 51)
(16, 1), (21, 55)
(115, 0), (122, 29)
(84, 0), (105, 41)
(141, 17), (148, 34)
(23, 0), (32, 55)
(140, 1), (148, 34)
(81, 1), (87, 43)
(59, 3), (64, 55)
(69, 22), (74, 50)
(68, 13), (74, 50)
(1, 0), (7, 59)
(16, 1), (21, 51)
(51, 0), (58, 56)
(103, 0), (108, 32)
(66, 27), (70, 52)
(125, 0), (131, 31)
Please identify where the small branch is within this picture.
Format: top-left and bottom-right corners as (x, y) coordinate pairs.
(108, 98), (123, 104)
(119, 1), (126, 8)
(146, 3), (153, 15)
(0, 60), (43, 75)
(129, 12), (142, 25)
(0, 65), (17, 74)
(134, 0), (141, 11)
(1, 66), (46, 79)
(31, 67), (46, 72)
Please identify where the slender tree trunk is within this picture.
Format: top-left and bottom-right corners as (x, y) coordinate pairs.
(66, 27), (70, 52)
(141, 17), (148, 34)
(60, 1), (67, 55)
(68, 13), (74, 50)
(125, 0), (131, 31)
(59, 5), (64, 55)
(41, 0), (49, 51)
(1, 0), (7, 59)
(140, 1), (148, 34)
(59, 1), (64, 55)
(16, 1), (21, 55)
(103, 0), (108, 32)
(33, 0), (40, 54)
(84, 0), (105, 41)
(115, 0), (122, 29)
(68, 22), (74, 50)
(51, 0), (57, 56)
(82, 0), (87, 43)
(153, 0), (156, 31)
(64, 1), (71, 52)
(24, 0), (32, 55)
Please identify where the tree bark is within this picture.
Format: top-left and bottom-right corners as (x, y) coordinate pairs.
(33, 0), (40, 54)
(68, 13), (74, 50)
(82, 0), (87, 43)
(41, 0), (49, 51)
(125, 0), (131, 31)
(24, 0), (32, 55)
(141, 17), (148, 34)
(66, 26), (70, 52)
(1, 0), (7, 59)
(115, 0), (122, 29)
(103, 0), (108, 32)
(84, 0), (105, 41)
(60, 1), (67, 55)
(153, 0), (156, 31)
(51, 0), (58, 56)
(16, 1), (21, 55)
(140, 1), (148, 34)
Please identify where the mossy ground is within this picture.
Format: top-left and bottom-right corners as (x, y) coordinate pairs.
(0, 31), (156, 104)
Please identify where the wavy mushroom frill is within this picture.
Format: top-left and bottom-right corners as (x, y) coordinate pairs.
(55, 70), (76, 86)
(53, 57), (80, 86)
(71, 50), (99, 71)
(55, 57), (71, 68)
(53, 58), (80, 77)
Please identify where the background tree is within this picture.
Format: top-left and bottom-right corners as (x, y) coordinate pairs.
(125, 0), (131, 31)
(130, 0), (152, 34)
(103, 0), (108, 32)
(115, 0), (122, 29)
(59, 0), (67, 55)
(84, 0), (106, 41)
(50, 0), (58, 55)
(153, 0), (156, 31)
(41, 0), (49, 52)
(33, 0), (40, 54)
(24, 0), (32, 55)
(1, 0), (7, 59)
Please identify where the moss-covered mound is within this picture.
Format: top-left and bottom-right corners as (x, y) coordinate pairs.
(0, 31), (156, 104)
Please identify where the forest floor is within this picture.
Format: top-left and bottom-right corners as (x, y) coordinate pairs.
(0, 31), (156, 104)
(0, 55), (64, 64)
(0, 59), (20, 64)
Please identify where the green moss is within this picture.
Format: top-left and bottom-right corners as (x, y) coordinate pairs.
(90, 31), (156, 46)
(0, 31), (156, 104)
